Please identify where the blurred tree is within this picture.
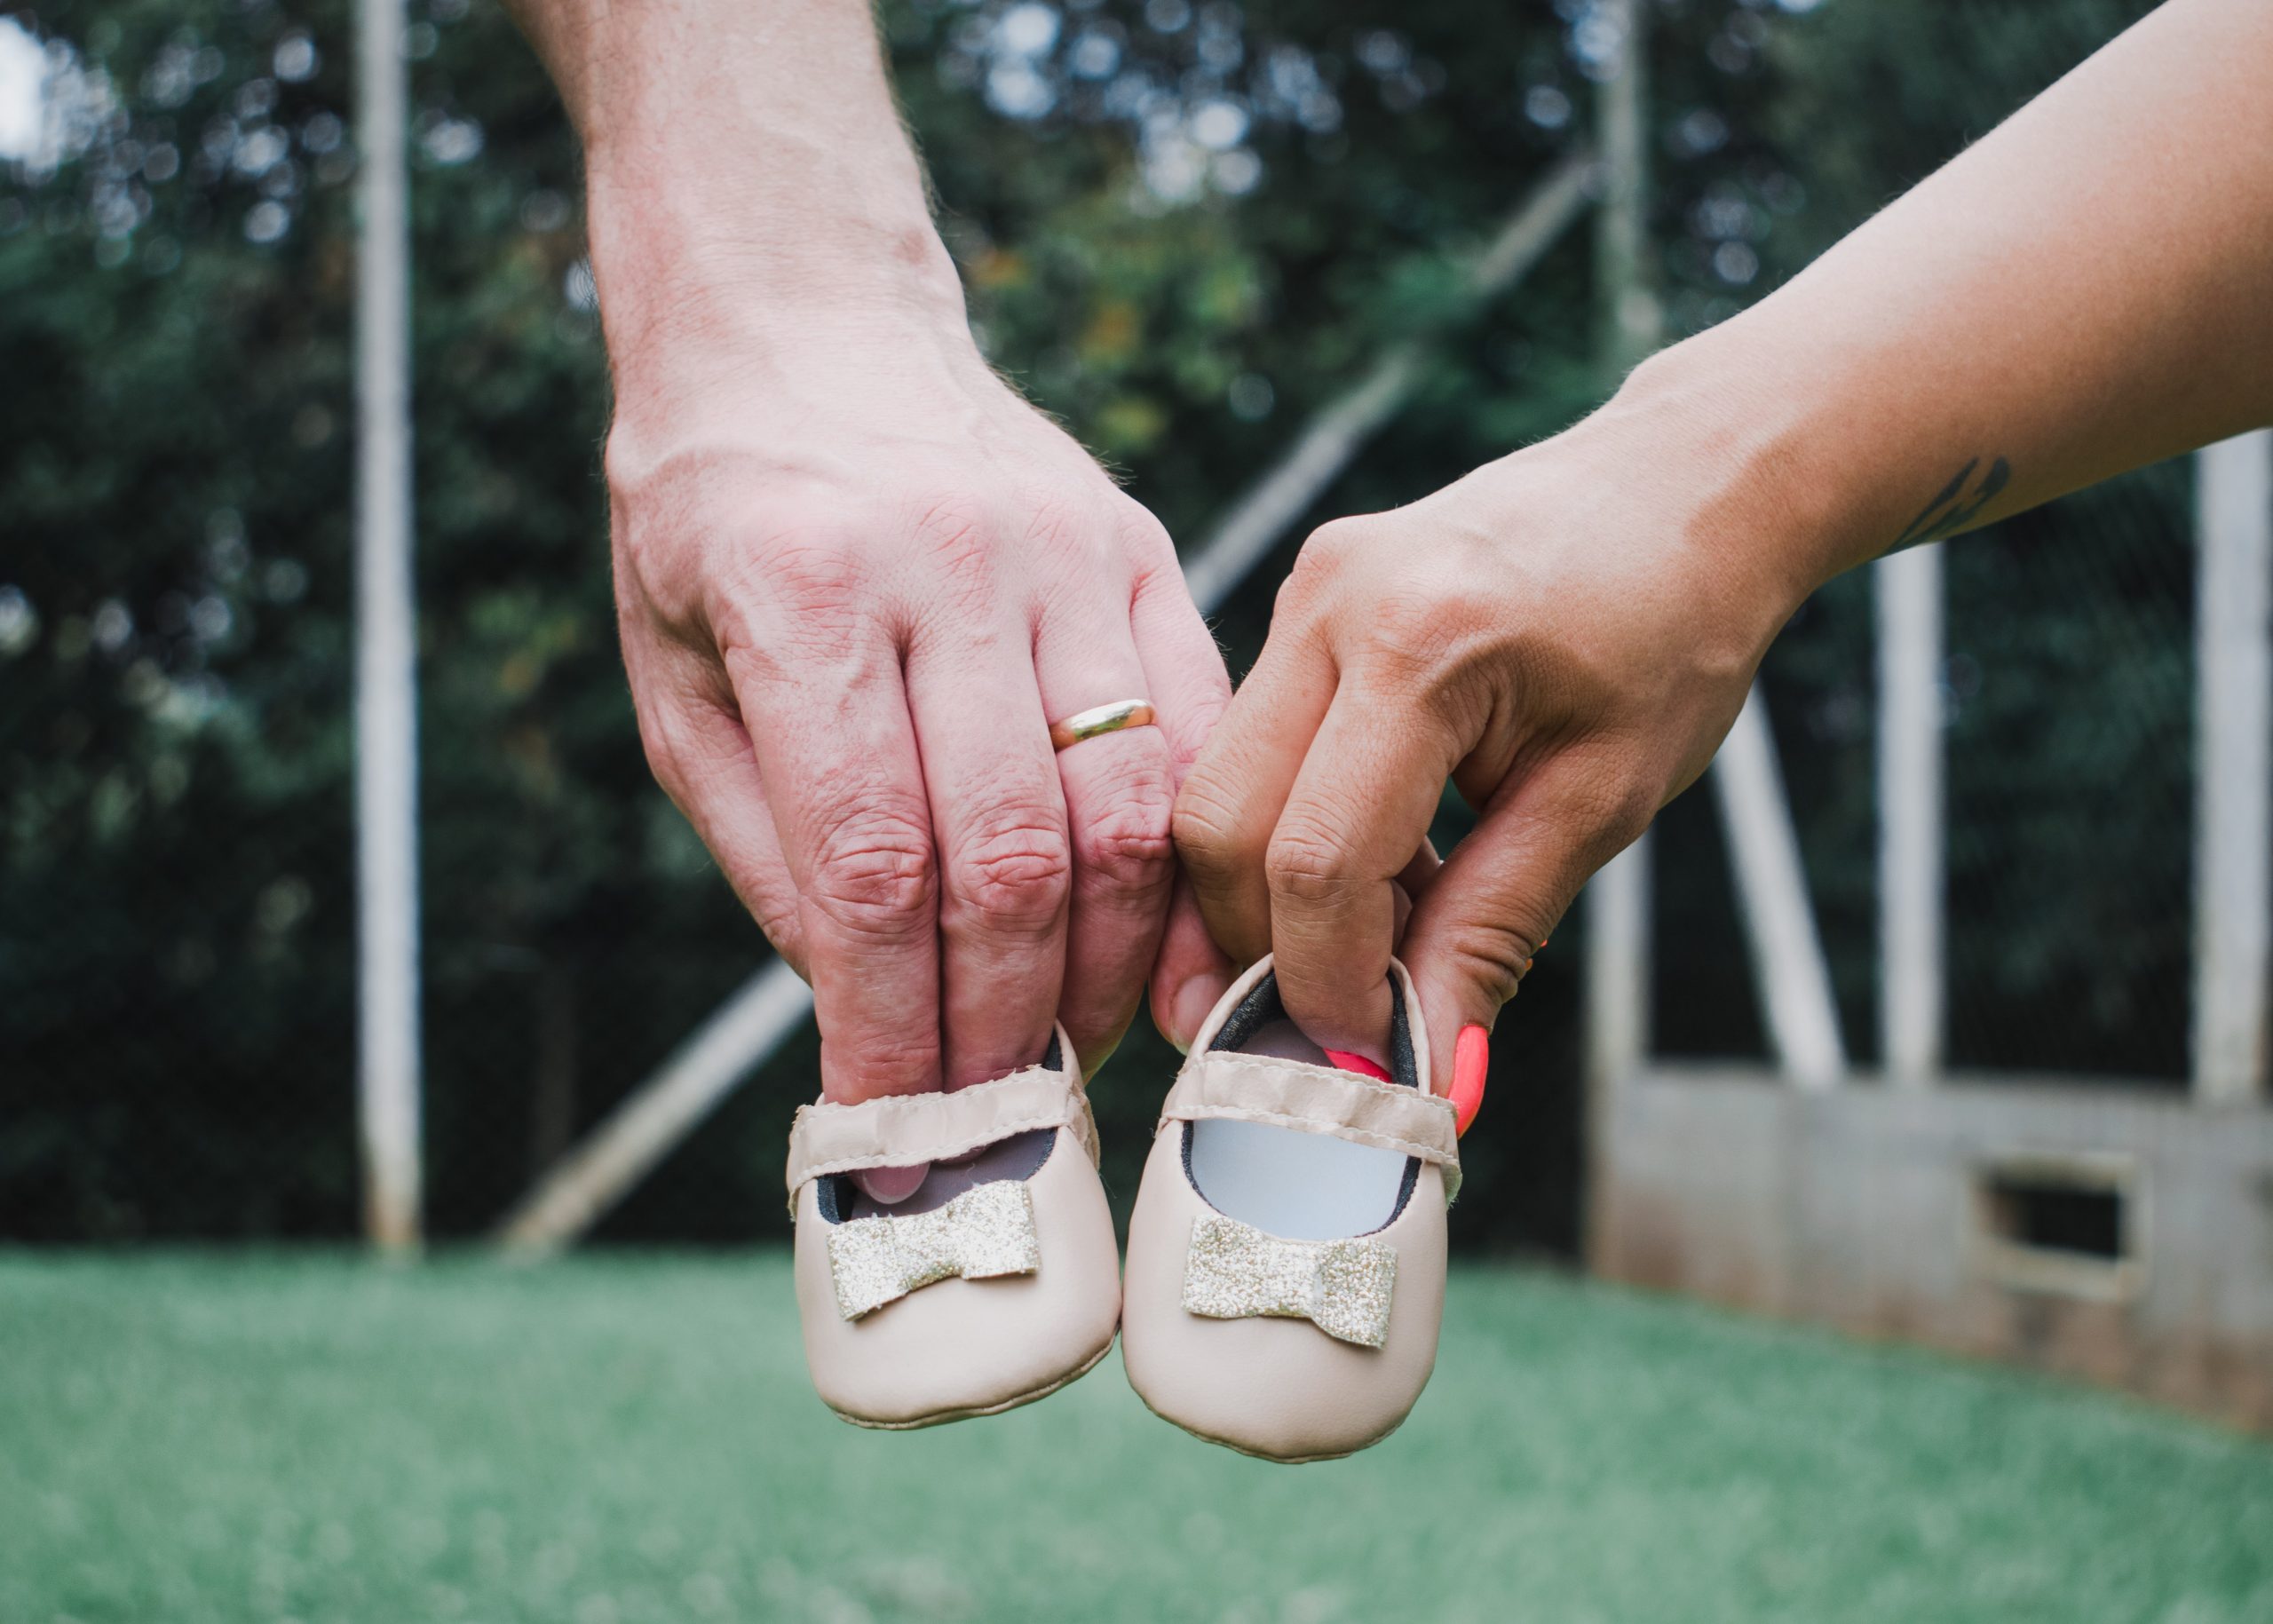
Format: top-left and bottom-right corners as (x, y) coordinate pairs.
(0, 0), (2175, 1247)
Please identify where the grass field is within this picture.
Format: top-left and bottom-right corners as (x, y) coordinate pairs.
(3, 1254), (2269, 1623)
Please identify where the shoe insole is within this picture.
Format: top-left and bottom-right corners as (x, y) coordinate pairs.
(1187, 1018), (1409, 1241)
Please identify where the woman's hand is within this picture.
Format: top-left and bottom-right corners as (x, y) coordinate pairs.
(1164, 0), (2273, 1080)
(1163, 362), (1820, 1080)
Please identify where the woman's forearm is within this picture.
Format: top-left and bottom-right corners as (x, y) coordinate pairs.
(1626, 0), (2273, 600)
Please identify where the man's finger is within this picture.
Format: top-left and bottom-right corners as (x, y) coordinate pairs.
(1150, 871), (1238, 1050)
(665, 700), (809, 977)
(1264, 688), (1465, 1060)
(1036, 600), (1179, 1073)
(720, 635), (944, 1110)
(1399, 746), (1652, 1089)
(904, 615), (1071, 1092)
(1128, 527), (1234, 788)
(625, 640), (808, 975)
(1125, 531), (1238, 1053)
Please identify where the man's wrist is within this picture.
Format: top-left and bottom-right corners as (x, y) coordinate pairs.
(586, 153), (970, 351)
(554, 0), (976, 376)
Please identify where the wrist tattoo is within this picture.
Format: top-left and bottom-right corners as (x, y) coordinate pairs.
(1885, 455), (2011, 556)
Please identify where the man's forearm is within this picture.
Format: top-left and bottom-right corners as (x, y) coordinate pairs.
(503, 0), (970, 401)
(1620, 0), (2273, 598)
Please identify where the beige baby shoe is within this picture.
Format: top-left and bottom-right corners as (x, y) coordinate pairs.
(1121, 955), (1459, 1462)
(786, 1026), (1121, 1429)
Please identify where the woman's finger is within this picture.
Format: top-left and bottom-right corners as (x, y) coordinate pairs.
(1399, 744), (1652, 1088)
(1263, 685), (1466, 1060)
(1170, 613), (1337, 968)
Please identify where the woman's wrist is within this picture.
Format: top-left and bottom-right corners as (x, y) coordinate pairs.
(1590, 315), (1891, 621)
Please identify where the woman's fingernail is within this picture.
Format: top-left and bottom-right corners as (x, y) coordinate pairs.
(1171, 976), (1226, 1051)
(1449, 1025), (1489, 1137)
(852, 1163), (930, 1205)
(1323, 1049), (1393, 1081)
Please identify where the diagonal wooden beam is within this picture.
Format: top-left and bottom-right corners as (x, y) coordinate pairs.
(497, 959), (814, 1252)
(1713, 685), (1849, 1087)
(1183, 150), (1596, 608)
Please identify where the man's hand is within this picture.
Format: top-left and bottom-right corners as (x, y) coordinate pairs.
(611, 317), (1227, 1109)
(503, 0), (1232, 1190)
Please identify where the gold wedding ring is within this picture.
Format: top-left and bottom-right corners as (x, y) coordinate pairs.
(1049, 699), (1156, 752)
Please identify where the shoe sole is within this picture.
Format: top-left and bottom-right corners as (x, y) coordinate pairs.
(827, 1331), (1118, 1431)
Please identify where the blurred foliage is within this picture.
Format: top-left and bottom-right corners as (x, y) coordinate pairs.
(0, 0), (2173, 1244)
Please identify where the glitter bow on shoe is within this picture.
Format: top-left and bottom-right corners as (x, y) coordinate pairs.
(1180, 1215), (1398, 1349)
(827, 1180), (1041, 1321)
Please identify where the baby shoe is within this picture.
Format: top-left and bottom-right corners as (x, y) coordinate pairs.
(1121, 955), (1460, 1462)
(785, 1026), (1121, 1429)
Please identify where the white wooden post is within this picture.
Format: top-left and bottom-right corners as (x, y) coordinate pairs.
(1585, 843), (1651, 1088)
(1592, 0), (1658, 370)
(355, 0), (422, 1251)
(1877, 545), (1944, 1086)
(1713, 688), (1848, 1088)
(1579, 0), (1660, 1274)
(2193, 430), (2273, 1105)
(1582, 0), (1659, 1118)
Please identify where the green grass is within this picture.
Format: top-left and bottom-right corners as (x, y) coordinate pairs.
(3, 1255), (2269, 1623)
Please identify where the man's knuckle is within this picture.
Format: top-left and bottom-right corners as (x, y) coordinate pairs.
(805, 804), (938, 939)
(759, 527), (864, 599)
(914, 491), (999, 575)
(829, 1032), (937, 1096)
(1020, 488), (1091, 553)
(1303, 516), (1371, 567)
(1116, 502), (1179, 575)
(946, 820), (1073, 931)
(1074, 772), (1175, 895)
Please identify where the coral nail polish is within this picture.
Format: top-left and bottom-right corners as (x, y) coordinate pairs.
(1449, 1025), (1489, 1136)
(1322, 1048), (1393, 1081)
